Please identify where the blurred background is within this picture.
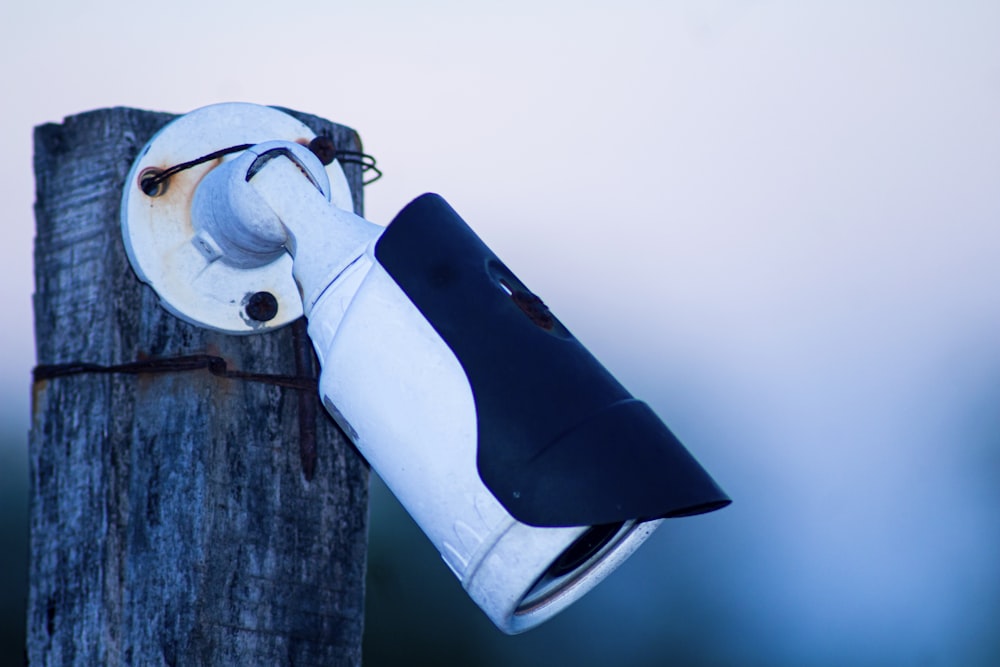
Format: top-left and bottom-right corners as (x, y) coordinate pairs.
(3, 1), (1000, 665)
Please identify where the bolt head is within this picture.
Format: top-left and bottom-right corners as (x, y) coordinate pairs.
(308, 136), (337, 166)
(246, 291), (279, 322)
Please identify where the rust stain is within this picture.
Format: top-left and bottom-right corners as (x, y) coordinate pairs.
(511, 290), (556, 331)
(31, 378), (48, 419)
(292, 319), (318, 481)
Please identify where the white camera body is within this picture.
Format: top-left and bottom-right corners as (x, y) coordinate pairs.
(121, 104), (730, 634)
(311, 249), (663, 633)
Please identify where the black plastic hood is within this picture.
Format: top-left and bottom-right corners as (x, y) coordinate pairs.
(375, 194), (731, 527)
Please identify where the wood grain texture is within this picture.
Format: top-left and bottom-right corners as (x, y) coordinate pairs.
(29, 107), (369, 666)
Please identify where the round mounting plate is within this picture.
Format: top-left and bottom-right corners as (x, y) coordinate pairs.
(121, 102), (354, 334)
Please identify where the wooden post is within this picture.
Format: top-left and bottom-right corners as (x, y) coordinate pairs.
(28, 108), (369, 666)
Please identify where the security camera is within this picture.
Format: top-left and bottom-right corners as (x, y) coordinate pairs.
(121, 103), (730, 634)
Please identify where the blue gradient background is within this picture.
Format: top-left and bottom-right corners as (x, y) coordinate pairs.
(2, 2), (999, 665)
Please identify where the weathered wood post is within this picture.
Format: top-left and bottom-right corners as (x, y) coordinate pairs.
(29, 107), (369, 666)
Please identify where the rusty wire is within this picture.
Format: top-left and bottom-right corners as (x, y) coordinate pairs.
(334, 150), (383, 185)
(140, 140), (382, 196)
(33, 354), (317, 392)
(140, 144), (254, 195)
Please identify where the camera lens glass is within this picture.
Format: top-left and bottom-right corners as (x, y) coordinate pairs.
(548, 522), (624, 578)
(516, 521), (632, 615)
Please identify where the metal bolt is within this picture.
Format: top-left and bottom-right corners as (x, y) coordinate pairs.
(139, 168), (168, 197)
(308, 136), (337, 166)
(246, 291), (279, 322)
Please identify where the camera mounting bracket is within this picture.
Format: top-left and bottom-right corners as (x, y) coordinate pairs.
(120, 103), (354, 334)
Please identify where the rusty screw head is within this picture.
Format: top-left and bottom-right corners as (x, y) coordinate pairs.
(246, 291), (279, 322)
(308, 136), (337, 166)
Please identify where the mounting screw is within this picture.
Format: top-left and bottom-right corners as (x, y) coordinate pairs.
(246, 291), (279, 322)
(139, 168), (168, 197)
(308, 136), (337, 166)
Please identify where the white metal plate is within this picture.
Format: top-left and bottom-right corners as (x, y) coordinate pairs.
(121, 102), (354, 334)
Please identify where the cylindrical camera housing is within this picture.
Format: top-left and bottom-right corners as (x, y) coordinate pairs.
(310, 256), (667, 632)
(306, 195), (729, 632)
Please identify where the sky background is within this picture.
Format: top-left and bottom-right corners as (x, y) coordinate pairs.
(2, 1), (1000, 665)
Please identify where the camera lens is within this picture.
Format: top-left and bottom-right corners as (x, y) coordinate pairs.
(516, 521), (632, 615)
(548, 522), (624, 578)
